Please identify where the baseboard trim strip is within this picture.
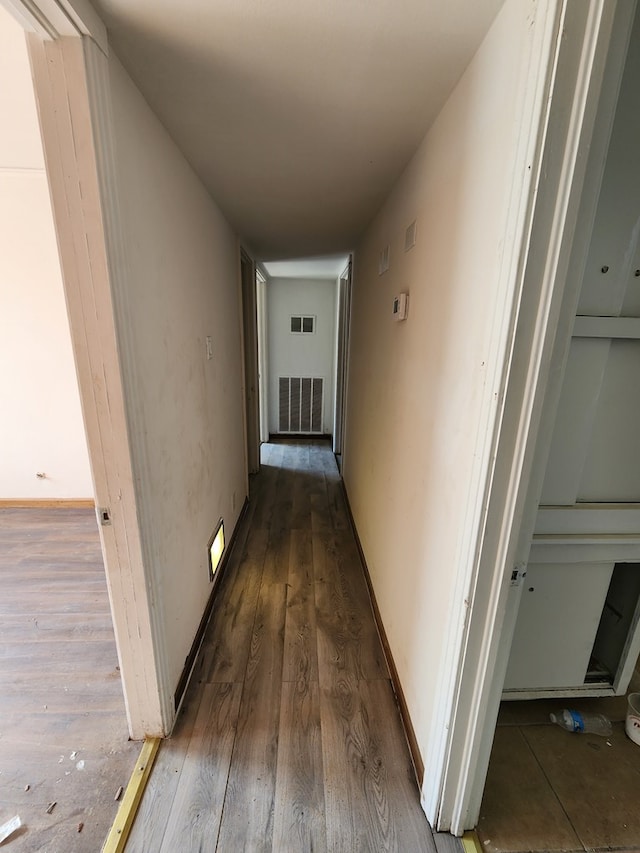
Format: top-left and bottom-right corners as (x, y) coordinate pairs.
(0, 499), (94, 508)
(339, 479), (425, 786)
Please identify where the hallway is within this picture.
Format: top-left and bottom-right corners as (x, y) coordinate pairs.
(125, 440), (443, 852)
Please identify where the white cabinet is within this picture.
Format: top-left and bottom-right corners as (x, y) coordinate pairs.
(504, 562), (614, 691)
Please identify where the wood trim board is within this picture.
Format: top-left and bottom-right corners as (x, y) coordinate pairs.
(339, 479), (425, 786)
(268, 433), (332, 442)
(0, 499), (95, 508)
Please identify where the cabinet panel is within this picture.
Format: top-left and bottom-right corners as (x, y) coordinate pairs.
(539, 338), (610, 505)
(578, 340), (640, 502)
(504, 562), (614, 691)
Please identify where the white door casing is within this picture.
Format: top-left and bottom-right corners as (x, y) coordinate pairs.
(333, 259), (352, 457)
(424, 0), (637, 834)
(505, 7), (640, 695)
(17, 0), (174, 738)
(256, 269), (269, 444)
(240, 249), (260, 474)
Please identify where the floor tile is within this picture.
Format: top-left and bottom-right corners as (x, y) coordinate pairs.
(523, 722), (640, 850)
(477, 726), (581, 853)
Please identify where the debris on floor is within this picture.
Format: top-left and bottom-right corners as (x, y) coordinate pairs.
(114, 786), (124, 801)
(45, 802), (56, 815)
(0, 816), (21, 844)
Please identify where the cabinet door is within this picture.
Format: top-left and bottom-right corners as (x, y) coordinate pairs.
(504, 561), (614, 690)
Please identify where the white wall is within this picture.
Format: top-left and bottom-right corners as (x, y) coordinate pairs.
(267, 277), (336, 434)
(108, 54), (247, 693)
(0, 7), (92, 499)
(343, 0), (537, 768)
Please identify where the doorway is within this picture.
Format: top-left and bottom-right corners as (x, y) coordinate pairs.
(430, 0), (640, 836)
(503, 0), (640, 699)
(478, 5), (640, 844)
(333, 258), (352, 467)
(22, 12), (170, 737)
(240, 249), (260, 475)
(0, 7), (138, 846)
(256, 268), (269, 444)
(263, 262), (344, 440)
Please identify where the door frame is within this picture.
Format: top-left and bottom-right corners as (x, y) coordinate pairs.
(424, 0), (637, 833)
(256, 268), (269, 444)
(333, 258), (352, 459)
(13, 0), (173, 738)
(240, 248), (260, 474)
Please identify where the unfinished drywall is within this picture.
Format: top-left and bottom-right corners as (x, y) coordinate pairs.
(0, 7), (92, 500)
(267, 277), (336, 434)
(108, 53), (246, 693)
(344, 0), (538, 769)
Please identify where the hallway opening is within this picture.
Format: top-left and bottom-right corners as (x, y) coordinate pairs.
(258, 255), (351, 450)
(126, 440), (445, 852)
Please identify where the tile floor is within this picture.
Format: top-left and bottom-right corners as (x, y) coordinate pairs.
(478, 670), (640, 852)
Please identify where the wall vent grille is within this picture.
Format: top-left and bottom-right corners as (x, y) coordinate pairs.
(404, 219), (417, 252)
(279, 377), (324, 433)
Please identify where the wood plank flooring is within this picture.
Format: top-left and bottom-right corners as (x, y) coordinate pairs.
(127, 440), (442, 852)
(0, 508), (138, 852)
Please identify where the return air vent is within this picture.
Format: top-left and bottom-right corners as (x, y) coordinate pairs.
(404, 220), (417, 252)
(279, 377), (323, 433)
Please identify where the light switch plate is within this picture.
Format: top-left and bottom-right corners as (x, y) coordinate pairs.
(392, 292), (408, 321)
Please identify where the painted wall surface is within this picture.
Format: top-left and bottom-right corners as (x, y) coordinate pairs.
(343, 0), (535, 767)
(108, 54), (246, 692)
(0, 7), (92, 499)
(267, 277), (336, 434)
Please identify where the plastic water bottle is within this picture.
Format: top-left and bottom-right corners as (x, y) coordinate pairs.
(550, 708), (612, 736)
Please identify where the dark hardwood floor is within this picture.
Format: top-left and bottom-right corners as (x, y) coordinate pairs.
(0, 507), (138, 852)
(127, 440), (445, 852)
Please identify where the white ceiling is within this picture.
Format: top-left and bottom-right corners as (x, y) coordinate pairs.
(91, 0), (503, 262)
(263, 255), (349, 280)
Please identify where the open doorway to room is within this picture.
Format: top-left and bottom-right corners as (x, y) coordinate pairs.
(256, 268), (269, 445)
(240, 250), (261, 475)
(0, 7), (136, 849)
(473, 4), (640, 849)
(333, 258), (352, 471)
(260, 254), (350, 447)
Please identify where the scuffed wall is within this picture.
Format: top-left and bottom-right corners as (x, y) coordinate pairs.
(344, 0), (537, 767)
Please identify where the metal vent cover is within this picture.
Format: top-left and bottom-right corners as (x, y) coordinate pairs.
(278, 377), (324, 433)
